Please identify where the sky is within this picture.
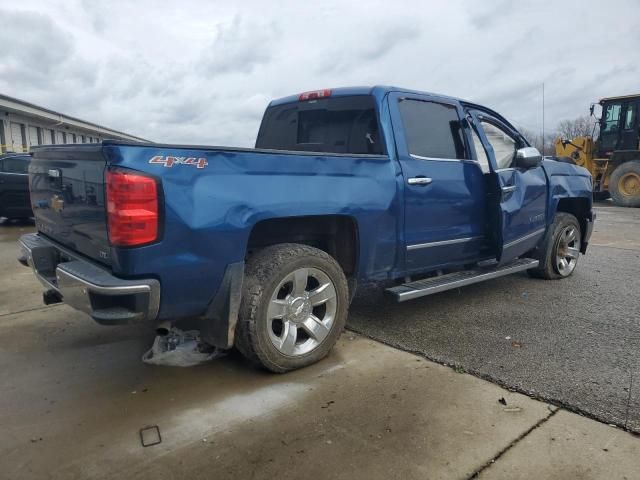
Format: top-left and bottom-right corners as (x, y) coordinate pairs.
(1, 0), (638, 146)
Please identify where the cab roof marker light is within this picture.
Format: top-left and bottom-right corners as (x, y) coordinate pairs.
(298, 89), (332, 101)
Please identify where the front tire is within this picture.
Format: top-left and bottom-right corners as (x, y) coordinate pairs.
(527, 212), (581, 280)
(235, 243), (349, 373)
(609, 160), (640, 207)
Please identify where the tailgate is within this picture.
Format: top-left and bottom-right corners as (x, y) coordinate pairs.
(29, 145), (111, 265)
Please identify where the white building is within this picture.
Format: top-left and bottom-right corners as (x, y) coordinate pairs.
(0, 94), (148, 153)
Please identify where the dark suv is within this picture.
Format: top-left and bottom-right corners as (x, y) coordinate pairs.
(0, 153), (33, 220)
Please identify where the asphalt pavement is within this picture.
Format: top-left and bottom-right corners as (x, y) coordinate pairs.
(348, 203), (640, 432)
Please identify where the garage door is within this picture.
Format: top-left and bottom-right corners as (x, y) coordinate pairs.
(10, 123), (26, 152)
(28, 126), (39, 149)
(42, 129), (54, 144)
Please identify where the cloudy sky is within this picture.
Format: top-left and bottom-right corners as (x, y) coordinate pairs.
(1, 0), (638, 146)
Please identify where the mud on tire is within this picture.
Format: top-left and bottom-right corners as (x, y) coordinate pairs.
(234, 243), (349, 373)
(609, 160), (640, 208)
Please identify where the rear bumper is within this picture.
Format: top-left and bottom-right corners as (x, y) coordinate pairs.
(18, 233), (160, 325)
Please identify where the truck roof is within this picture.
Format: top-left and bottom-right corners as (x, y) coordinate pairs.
(268, 86), (520, 137)
(268, 86), (464, 107)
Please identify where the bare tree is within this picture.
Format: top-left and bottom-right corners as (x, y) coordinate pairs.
(557, 115), (598, 140)
(518, 127), (558, 156)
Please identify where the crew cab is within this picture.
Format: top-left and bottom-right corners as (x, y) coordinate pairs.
(19, 86), (595, 372)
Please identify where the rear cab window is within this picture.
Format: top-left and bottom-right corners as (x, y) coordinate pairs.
(256, 95), (385, 155)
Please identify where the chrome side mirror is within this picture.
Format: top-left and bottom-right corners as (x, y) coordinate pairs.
(515, 147), (542, 169)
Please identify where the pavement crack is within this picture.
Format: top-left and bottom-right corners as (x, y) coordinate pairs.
(0, 303), (62, 318)
(624, 371), (634, 430)
(466, 408), (559, 479)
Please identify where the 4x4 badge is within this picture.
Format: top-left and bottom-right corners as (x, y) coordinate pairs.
(149, 155), (208, 169)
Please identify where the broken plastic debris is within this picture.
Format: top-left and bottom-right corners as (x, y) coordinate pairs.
(142, 327), (224, 367)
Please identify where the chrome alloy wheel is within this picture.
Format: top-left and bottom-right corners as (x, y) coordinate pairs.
(267, 267), (337, 357)
(554, 225), (581, 277)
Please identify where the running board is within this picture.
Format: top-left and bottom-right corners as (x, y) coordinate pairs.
(386, 258), (539, 302)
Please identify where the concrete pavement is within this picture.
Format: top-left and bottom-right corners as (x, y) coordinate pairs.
(1, 209), (639, 479)
(348, 204), (640, 433)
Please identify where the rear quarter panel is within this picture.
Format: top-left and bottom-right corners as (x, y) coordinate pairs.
(103, 144), (400, 320)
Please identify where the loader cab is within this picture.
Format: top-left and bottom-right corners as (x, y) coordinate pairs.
(596, 95), (640, 157)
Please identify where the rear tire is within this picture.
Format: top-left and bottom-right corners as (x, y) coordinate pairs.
(609, 160), (640, 207)
(527, 212), (581, 280)
(235, 243), (349, 373)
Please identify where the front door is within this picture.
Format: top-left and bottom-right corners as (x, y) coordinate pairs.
(468, 111), (547, 263)
(389, 92), (487, 272)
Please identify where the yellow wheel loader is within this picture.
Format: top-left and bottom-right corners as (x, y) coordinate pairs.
(555, 94), (640, 207)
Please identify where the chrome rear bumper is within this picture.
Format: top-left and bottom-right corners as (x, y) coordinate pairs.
(18, 233), (160, 325)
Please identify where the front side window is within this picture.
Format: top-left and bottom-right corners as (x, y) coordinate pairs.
(470, 128), (490, 173)
(603, 103), (621, 133)
(398, 99), (466, 159)
(479, 121), (517, 169)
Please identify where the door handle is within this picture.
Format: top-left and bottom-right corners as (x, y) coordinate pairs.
(408, 177), (433, 186)
(501, 185), (516, 193)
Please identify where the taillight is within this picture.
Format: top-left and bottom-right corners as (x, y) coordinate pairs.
(298, 89), (331, 101)
(106, 170), (159, 247)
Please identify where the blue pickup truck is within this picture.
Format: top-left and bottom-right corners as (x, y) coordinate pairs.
(19, 86), (595, 372)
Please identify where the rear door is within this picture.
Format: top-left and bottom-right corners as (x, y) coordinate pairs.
(468, 110), (547, 263)
(389, 92), (487, 272)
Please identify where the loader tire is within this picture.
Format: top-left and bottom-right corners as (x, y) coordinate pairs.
(609, 160), (640, 208)
(235, 243), (348, 373)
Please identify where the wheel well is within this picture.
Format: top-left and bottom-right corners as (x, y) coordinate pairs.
(556, 197), (590, 239)
(247, 215), (358, 276)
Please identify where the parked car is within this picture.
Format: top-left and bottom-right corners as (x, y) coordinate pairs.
(18, 86), (595, 372)
(0, 153), (33, 220)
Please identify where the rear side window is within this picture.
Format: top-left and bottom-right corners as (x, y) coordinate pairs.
(398, 99), (467, 159)
(1, 157), (29, 173)
(256, 95), (384, 154)
(624, 104), (636, 130)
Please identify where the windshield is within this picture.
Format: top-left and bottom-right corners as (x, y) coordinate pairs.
(255, 95), (384, 155)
